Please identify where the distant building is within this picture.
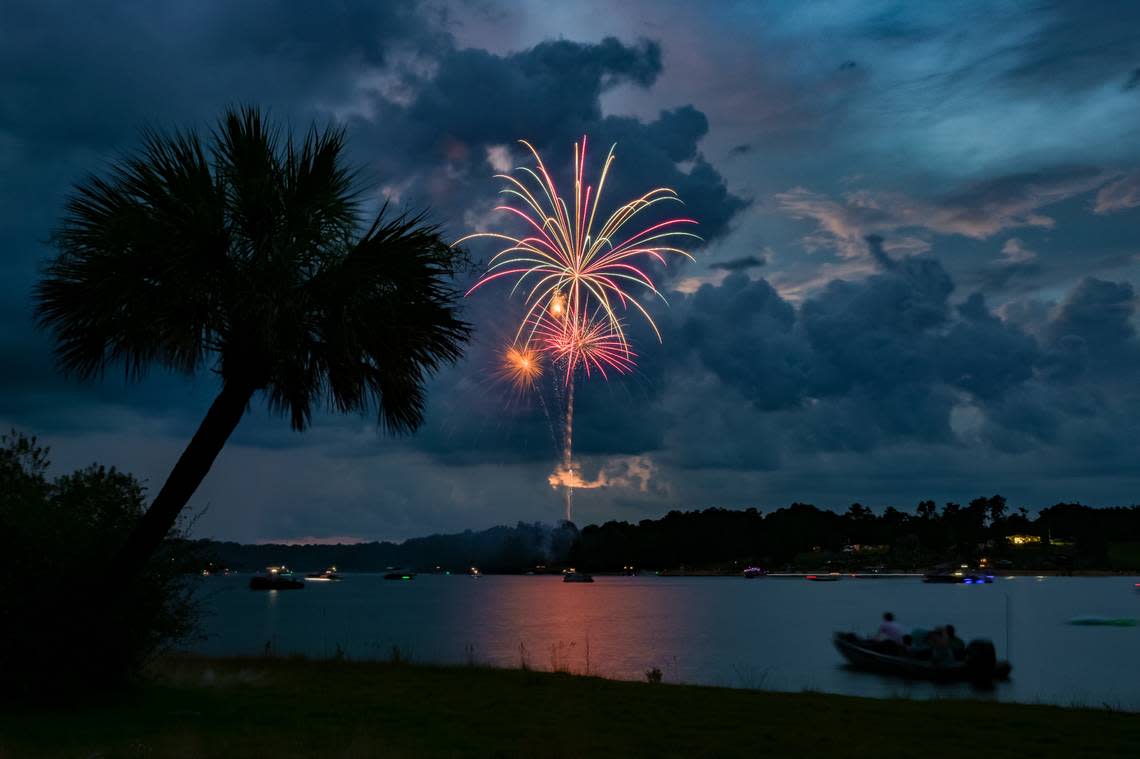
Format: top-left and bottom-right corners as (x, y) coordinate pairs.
(1007, 534), (1041, 545)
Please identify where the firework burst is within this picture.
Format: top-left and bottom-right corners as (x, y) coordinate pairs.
(459, 136), (698, 520)
(500, 345), (542, 391)
(530, 311), (637, 381)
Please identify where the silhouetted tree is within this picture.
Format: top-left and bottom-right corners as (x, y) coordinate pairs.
(36, 107), (470, 578)
(985, 494), (1008, 525)
(0, 431), (198, 698)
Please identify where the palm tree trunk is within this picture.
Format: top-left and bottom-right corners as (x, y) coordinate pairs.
(110, 380), (254, 578)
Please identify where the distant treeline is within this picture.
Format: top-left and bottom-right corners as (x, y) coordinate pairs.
(568, 498), (1140, 572)
(191, 521), (579, 574)
(192, 498), (1140, 574)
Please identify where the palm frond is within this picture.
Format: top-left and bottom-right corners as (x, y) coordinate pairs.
(312, 208), (471, 433)
(37, 128), (226, 379)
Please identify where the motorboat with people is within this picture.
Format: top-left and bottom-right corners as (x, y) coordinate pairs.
(833, 631), (1011, 683)
(923, 564), (994, 584)
(562, 568), (594, 583)
(305, 565), (343, 582)
(249, 566), (305, 590)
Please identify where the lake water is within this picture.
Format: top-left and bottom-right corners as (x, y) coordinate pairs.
(191, 574), (1140, 709)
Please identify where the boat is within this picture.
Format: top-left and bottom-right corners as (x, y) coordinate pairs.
(743, 567), (767, 579)
(384, 571), (415, 581)
(249, 566), (305, 590)
(833, 632), (1011, 682)
(200, 562), (232, 576)
(563, 569), (594, 583)
(305, 565), (343, 582)
(805, 573), (841, 582)
(1068, 616), (1137, 627)
(622, 565), (637, 576)
(468, 566), (481, 577)
(923, 564), (994, 584)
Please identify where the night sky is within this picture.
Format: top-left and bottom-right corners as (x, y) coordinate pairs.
(3, 1), (1140, 543)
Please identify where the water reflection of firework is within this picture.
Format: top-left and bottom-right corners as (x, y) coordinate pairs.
(459, 136), (698, 521)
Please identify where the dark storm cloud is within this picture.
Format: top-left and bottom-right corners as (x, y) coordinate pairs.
(393, 37), (664, 152)
(666, 254), (1136, 464)
(972, 259), (1044, 294)
(683, 274), (807, 412)
(977, 275), (1140, 462)
(1040, 277), (1140, 387)
(0, 0), (432, 149)
(801, 255), (954, 393)
(347, 36), (745, 248)
(1049, 277), (1137, 349)
(940, 294), (1039, 400)
(710, 254), (766, 272)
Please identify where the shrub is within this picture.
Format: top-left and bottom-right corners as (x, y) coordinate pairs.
(0, 431), (200, 701)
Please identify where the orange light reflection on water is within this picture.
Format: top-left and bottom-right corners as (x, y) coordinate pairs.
(458, 576), (679, 679)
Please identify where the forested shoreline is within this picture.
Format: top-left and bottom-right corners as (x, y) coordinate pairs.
(194, 498), (1140, 574)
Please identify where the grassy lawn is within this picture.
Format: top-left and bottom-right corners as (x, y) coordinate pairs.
(2, 656), (1137, 758)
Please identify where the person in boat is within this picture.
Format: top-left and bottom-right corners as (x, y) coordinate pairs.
(908, 627), (933, 659)
(872, 612), (906, 654)
(874, 612), (904, 644)
(944, 624), (965, 660)
(927, 626), (955, 666)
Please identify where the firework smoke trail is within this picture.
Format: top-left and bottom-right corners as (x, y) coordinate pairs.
(563, 372), (574, 522)
(459, 136), (698, 522)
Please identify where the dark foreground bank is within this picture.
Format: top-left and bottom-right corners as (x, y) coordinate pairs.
(2, 657), (1137, 758)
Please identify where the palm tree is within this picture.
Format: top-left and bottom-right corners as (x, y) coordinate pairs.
(35, 107), (471, 577)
